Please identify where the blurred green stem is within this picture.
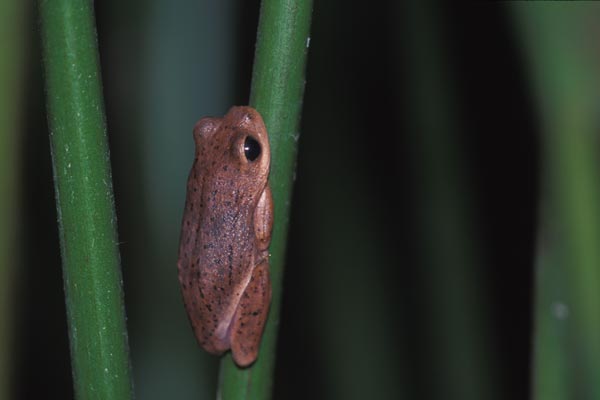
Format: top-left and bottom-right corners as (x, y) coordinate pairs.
(513, 5), (600, 399)
(399, 2), (500, 399)
(218, 0), (313, 399)
(0, 0), (26, 398)
(39, 1), (133, 399)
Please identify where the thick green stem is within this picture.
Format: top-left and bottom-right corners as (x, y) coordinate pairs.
(39, 1), (133, 399)
(218, 0), (313, 399)
(513, 4), (600, 399)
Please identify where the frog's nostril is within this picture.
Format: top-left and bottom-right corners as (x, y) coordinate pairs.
(244, 136), (261, 162)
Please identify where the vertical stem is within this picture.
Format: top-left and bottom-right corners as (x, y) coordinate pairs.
(513, 4), (600, 399)
(39, 1), (133, 399)
(0, 0), (26, 397)
(398, 2), (500, 399)
(218, 0), (313, 399)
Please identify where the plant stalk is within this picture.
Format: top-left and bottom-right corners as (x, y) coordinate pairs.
(218, 0), (313, 399)
(39, 1), (134, 398)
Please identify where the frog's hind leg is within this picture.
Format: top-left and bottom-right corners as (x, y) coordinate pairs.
(230, 261), (272, 367)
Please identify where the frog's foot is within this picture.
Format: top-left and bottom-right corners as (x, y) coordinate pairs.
(229, 261), (272, 367)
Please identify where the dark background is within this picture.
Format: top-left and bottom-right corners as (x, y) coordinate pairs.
(14, 1), (537, 399)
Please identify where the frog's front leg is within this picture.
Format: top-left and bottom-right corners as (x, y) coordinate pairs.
(254, 185), (273, 251)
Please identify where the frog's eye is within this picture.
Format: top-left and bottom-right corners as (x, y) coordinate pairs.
(244, 136), (261, 162)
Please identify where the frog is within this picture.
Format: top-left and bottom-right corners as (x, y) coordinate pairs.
(177, 106), (273, 367)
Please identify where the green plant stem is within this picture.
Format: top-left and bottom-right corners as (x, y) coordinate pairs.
(218, 0), (313, 399)
(398, 2), (501, 399)
(0, 0), (26, 398)
(39, 1), (133, 399)
(513, 4), (600, 400)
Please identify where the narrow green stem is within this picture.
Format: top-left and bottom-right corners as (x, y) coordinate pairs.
(0, 0), (26, 397)
(400, 3), (500, 399)
(218, 0), (313, 398)
(39, 1), (133, 399)
(513, 4), (600, 399)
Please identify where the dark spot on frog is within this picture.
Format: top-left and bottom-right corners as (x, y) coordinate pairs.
(223, 165), (228, 171)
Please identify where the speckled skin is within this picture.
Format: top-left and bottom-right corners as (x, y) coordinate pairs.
(177, 106), (273, 367)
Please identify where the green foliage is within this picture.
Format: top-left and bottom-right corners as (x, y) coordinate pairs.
(514, 4), (600, 399)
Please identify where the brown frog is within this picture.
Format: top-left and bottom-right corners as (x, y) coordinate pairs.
(177, 106), (273, 367)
